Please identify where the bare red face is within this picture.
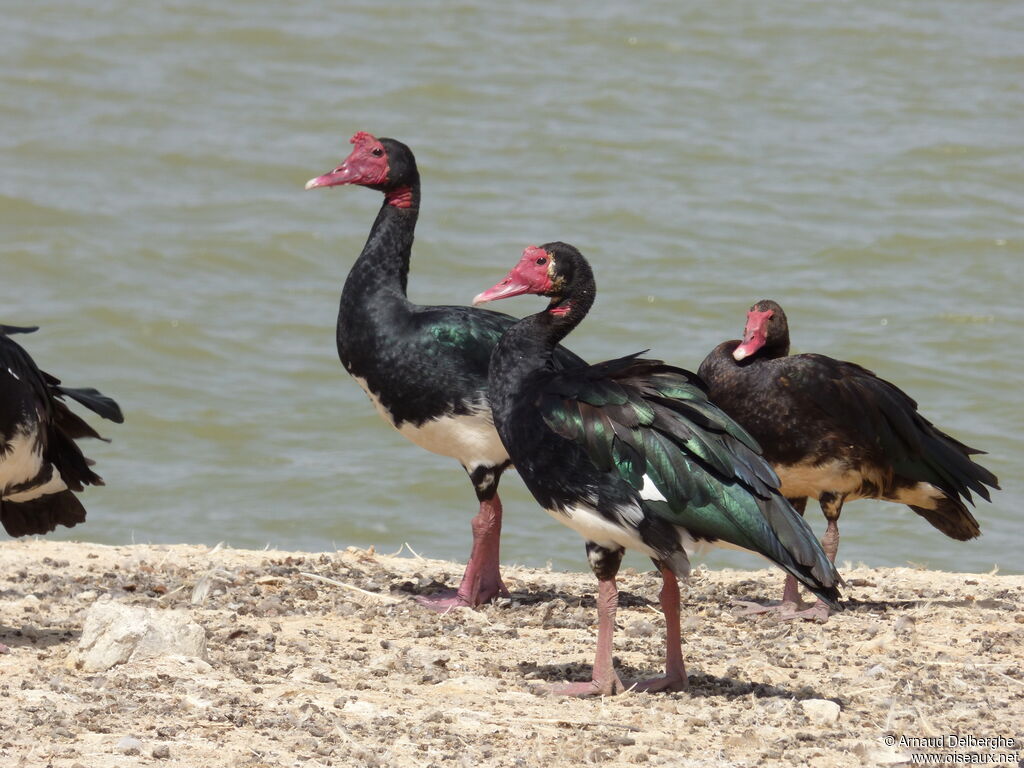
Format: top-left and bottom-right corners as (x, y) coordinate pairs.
(472, 246), (554, 306)
(733, 308), (773, 361)
(305, 132), (390, 190)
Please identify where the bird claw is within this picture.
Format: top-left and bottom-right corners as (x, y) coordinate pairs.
(545, 676), (627, 697)
(777, 601), (832, 623)
(414, 591), (474, 612)
(629, 673), (689, 694)
(731, 599), (801, 617)
(731, 598), (831, 623)
(414, 577), (510, 612)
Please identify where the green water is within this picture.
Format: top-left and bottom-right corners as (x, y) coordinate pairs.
(3, 2), (1021, 574)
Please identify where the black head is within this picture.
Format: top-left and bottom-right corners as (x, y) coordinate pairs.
(473, 241), (595, 320)
(305, 132), (419, 207)
(733, 299), (790, 361)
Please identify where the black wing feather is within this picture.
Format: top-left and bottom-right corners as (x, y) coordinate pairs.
(802, 355), (999, 503)
(539, 353), (841, 606)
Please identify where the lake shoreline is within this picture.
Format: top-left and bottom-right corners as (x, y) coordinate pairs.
(2, 539), (1021, 767)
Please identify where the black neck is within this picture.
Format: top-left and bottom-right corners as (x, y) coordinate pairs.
(343, 188), (420, 302)
(759, 333), (790, 360)
(488, 286), (593, 416)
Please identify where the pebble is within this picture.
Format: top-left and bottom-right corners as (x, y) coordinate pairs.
(625, 619), (656, 638)
(799, 699), (841, 725)
(117, 735), (143, 755)
(893, 615), (916, 634)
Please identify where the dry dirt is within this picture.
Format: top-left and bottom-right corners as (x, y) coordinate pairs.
(1, 539), (1022, 768)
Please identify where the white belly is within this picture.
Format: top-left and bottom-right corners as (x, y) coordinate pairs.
(775, 459), (944, 510)
(351, 375), (508, 469)
(775, 459), (869, 500)
(547, 502), (657, 557)
(0, 428), (66, 501)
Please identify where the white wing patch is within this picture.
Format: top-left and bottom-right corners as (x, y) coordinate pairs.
(639, 474), (667, 502)
(638, 473), (754, 559)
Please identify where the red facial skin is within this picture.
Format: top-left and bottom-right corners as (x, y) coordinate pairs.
(472, 246), (554, 306)
(732, 308), (773, 361)
(305, 131), (390, 191)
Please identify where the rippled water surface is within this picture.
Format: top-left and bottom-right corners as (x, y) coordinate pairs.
(3, 2), (1021, 574)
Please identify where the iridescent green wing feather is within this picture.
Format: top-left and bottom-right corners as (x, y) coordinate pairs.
(539, 354), (840, 601)
(417, 305), (586, 374)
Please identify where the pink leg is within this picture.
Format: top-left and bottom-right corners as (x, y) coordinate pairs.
(779, 516), (839, 622)
(551, 578), (626, 697)
(632, 566), (688, 693)
(774, 514), (840, 622)
(417, 493), (510, 611)
(734, 573), (803, 617)
(734, 496), (825, 620)
(821, 516), (839, 562)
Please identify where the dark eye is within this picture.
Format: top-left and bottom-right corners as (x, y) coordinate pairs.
(371, 148), (383, 157)
(535, 257), (547, 265)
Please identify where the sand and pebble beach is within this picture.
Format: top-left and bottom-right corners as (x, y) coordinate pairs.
(1, 539), (1021, 767)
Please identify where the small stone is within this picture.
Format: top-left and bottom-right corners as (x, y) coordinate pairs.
(625, 619), (656, 638)
(848, 578), (875, 587)
(117, 735), (143, 755)
(863, 663), (887, 679)
(152, 744), (171, 759)
(893, 615), (916, 635)
(799, 698), (840, 725)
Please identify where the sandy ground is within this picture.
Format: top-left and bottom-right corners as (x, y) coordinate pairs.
(1, 539), (1022, 768)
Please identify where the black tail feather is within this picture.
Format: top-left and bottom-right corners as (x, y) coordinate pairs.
(54, 385), (125, 424)
(914, 425), (999, 505)
(758, 496), (844, 610)
(0, 324), (40, 336)
(47, 428), (105, 492)
(1, 490), (87, 537)
(909, 497), (981, 541)
(51, 399), (108, 442)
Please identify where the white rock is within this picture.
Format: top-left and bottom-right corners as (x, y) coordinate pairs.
(799, 698), (841, 725)
(16, 594), (40, 611)
(342, 699), (377, 717)
(433, 675), (501, 695)
(117, 735), (143, 754)
(853, 741), (912, 765)
(139, 654), (213, 678)
(75, 601), (207, 672)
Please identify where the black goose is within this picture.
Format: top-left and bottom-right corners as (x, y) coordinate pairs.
(1, 324), (123, 540)
(474, 244), (840, 695)
(305, 133), (584, 608)
(698, 299), (999, 620)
